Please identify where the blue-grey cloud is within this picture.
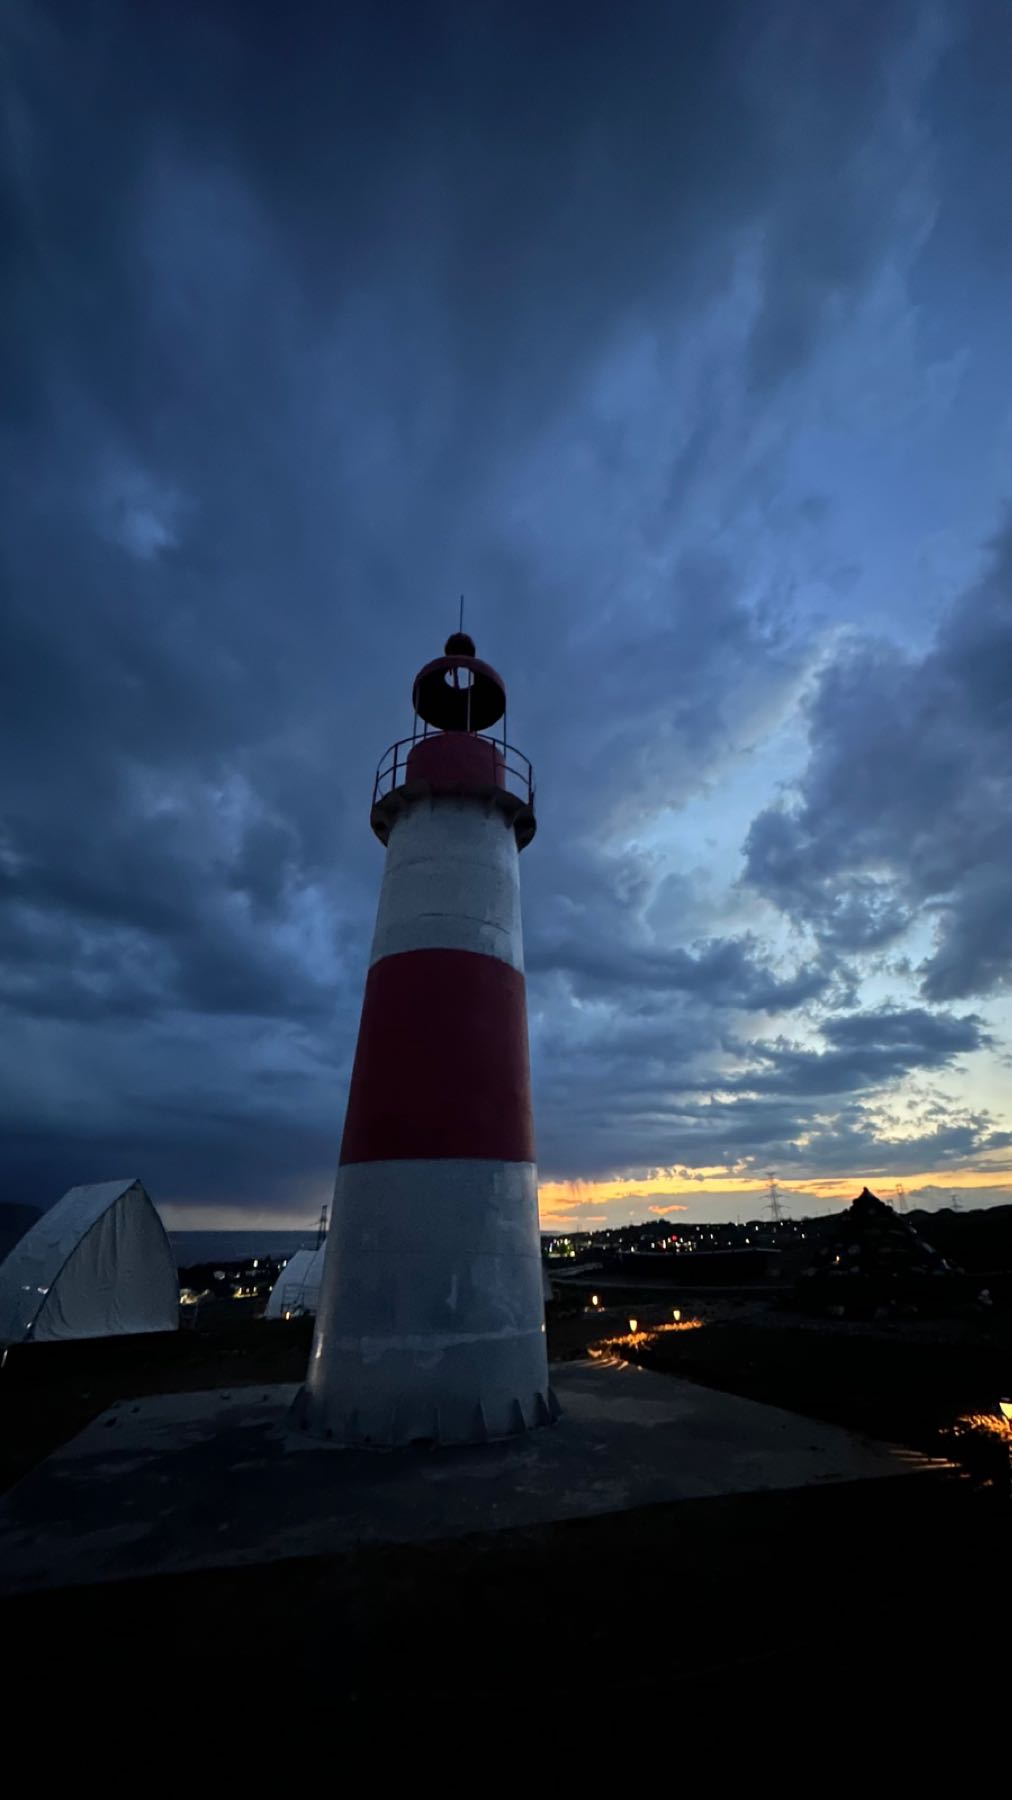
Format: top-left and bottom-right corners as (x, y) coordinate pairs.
(744, 522), (1012, 997)
(721, 1007), (989, 1098)
(531, 999), (996, 1179)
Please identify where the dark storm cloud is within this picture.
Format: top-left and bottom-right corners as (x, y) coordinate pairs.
(1, 1), (1008, 1214)
(527, 928), (833, 1013)
(721, 1007), (989, 1099)
(535, 1076), (1011, 1188)
(531, 997), (995, 1179)
(742, 5), (940, 395)
(744, 522), (1012, 997)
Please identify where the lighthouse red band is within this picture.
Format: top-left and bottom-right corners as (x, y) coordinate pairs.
(300, 633), (555, 1447)
(341, 949), (534, 1165)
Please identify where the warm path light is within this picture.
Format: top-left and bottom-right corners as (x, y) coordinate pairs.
(1001, 1400), (1012, 1500)
(598, 1316), (704, 1354)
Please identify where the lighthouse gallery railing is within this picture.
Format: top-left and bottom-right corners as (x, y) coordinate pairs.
(373, 733), (535, 811)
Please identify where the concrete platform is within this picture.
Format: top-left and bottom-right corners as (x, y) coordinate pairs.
(0, 1355), (929, 1594)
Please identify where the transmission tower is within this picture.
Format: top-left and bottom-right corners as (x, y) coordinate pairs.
(315, 1201), (329, 1248)
(765, 1174), (789, 1224)
(894, 1183), (907, 1214)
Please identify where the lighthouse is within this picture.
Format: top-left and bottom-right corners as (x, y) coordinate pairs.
(300, 630), (555, 1446)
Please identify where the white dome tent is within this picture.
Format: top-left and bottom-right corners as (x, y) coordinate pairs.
(0, 1179), (179, 1345)
(264, 1245), (326, 1320)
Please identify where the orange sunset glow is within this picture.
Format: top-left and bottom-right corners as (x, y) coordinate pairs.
(537, 1167), (1012, 1229)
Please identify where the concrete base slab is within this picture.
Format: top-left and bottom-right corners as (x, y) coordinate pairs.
(0, 1355), (929, 1594)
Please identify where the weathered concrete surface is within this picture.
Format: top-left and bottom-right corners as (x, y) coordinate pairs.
(0, 1356), (930, 1594)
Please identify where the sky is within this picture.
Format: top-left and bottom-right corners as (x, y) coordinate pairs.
(2, 0), (1010, 1234)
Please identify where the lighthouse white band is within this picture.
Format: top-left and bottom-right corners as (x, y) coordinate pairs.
(369, 798), (523, 972)
(303, 1157), (550, 1446)
(323, 1156), (541, 1259)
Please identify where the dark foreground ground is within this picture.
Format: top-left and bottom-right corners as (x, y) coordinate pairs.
(4, 1468), (1005, 1715)
(2, 1302), (1009, 1715)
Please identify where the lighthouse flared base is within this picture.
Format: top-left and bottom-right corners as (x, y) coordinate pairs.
(297, 1157), (557, 1449)
(293, 1349), (560, 1449)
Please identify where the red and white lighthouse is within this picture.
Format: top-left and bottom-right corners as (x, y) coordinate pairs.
(300, 631), (555, 1446)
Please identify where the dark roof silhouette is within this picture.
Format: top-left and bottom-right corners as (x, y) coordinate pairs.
(803, 1186), (959, 1284)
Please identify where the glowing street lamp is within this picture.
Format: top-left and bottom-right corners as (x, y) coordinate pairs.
(628, 1317), (639, 1334)
(672, 1308), (681, 1323)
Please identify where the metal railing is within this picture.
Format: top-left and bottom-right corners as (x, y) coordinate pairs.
(373, 732), (535, 811)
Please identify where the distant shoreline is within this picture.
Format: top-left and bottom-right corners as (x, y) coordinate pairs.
(167, 1226), (574, 1269)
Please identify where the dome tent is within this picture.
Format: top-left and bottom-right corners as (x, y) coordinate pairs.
(0, 1179), (179, 1344)
(264, 1245), (326, 1320)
